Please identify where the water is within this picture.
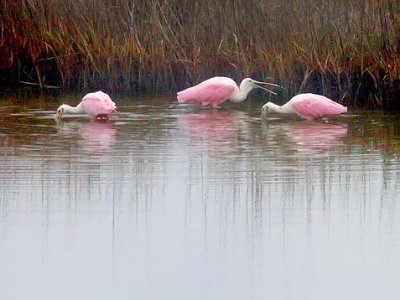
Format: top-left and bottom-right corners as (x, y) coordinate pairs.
(1, 94), (400, 299)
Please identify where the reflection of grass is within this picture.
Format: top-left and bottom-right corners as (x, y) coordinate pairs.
(343, 112), (400, 157)
(1, 0), (400, 106)
(1, 113), (56, 148)
(0, 95), (58, 150)
(0, 93), (57, 110)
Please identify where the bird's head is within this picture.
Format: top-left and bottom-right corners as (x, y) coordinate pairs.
(240, 78), (279, 95)
(55, 104), (67, 120)
(261, 102), (273, 118)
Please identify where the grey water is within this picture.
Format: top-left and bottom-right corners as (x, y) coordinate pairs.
(1, 94), (400, 300)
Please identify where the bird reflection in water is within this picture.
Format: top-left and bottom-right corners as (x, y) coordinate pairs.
(0, 134), (7, 148)
(177, 110), (242, 139)
(78, 120), (117, 152)
(263, 120), (348, 155)
(56, 119), (117, 152)
(291, 121), (348, 148)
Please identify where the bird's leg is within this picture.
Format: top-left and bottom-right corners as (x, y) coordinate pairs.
(95, 114), (109, 120)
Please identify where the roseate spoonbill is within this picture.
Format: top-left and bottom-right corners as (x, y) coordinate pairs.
(177, 77), (279, 108)
(56, 91), (116, 120)
(261, 93), (347, 120)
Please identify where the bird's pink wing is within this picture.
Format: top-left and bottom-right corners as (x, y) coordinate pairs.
(291, 94), (347, 120)
(81, 91), (117, 116)
(177, 79), (234, 106)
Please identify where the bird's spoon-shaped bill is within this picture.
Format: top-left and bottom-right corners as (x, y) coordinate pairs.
(253, 80), (281, 88)
(253, 80), (281, 95)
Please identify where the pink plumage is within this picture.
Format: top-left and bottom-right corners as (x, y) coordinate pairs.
(177, 77), (235, 108)
(80, 91), (117, 117)
(291, 94), (347, 120)
(262, 93), (347, 120)
(55, 91), (117, 120)
(177, 76), (278, 107)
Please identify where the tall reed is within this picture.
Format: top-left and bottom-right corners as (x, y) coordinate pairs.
(1, 0), (400, 107)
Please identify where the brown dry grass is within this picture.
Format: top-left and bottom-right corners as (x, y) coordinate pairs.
(1, 0), (400, 107)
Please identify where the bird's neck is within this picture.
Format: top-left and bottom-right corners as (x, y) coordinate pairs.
(64, 104), (84, 114)
(267, 102), (293, 114)
(230, 82), (253, 103)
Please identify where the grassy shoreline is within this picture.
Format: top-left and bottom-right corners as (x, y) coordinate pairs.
(1, 0), (400, 108)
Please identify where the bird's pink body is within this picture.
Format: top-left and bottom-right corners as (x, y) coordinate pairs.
(177, 76), (278, 108)
(56, 91), (116, 120)
(177, 77), (236, 108)
(262, 93), (347, 120)
(80, 91), (117, 117)
(290, 94), (347, 120)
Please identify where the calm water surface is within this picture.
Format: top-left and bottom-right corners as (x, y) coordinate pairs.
(1, 94), (400, 299)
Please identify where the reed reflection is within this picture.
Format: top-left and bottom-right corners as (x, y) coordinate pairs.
(0, 98), (400, 300)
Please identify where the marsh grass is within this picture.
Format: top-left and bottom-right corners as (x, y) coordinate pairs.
(1, 0), (400, 107)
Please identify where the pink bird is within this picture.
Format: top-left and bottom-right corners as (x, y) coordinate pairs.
(56, 91), (116, 120)
(177, 76), (279, 108)
(261, 93), (347, 120)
